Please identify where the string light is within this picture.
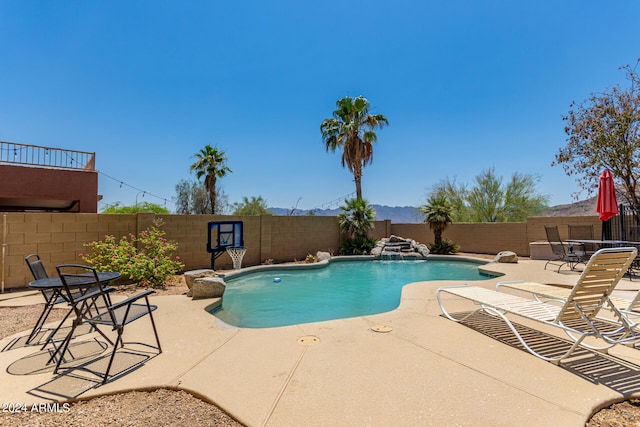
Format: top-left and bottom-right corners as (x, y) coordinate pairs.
(98, 170), (171, 207)
(312, 192), (356, 211)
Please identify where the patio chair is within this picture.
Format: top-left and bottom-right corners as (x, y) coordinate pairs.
(437, 247), (639, 363)
(568, 224), (597, 257)
(496, 280), (640, 319)
(544, 225), (586, 272)
(53, 264), (161, 384)
(24, 254), (73, 344)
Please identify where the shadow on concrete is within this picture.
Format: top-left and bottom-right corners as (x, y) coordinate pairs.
(453, 311), (640, 395)
(25, 345), (160, 401)
(2, 324), (93, 352)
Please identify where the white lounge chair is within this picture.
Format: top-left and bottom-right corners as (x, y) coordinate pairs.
(496, 280), (640, 316)
(437, 247), (639, 363)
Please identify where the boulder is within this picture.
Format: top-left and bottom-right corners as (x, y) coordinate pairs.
(414, 243), (430, 257)
(191, 277), (226, 299)
(184, 269), (217, 289)
(371, 235), (430, 258)
(494, 251), (518, 263)
(370, 240), (386, 257)
(316, 251), (331, 262)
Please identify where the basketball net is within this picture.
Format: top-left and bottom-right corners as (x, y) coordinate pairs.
(226, 246), (247, 269)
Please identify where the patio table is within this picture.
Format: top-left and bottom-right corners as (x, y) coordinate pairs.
(28, 271), (120, 363)
(567, 240), (640, 277)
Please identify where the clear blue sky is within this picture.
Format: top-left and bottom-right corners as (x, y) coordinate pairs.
(1, 1), (639, 213)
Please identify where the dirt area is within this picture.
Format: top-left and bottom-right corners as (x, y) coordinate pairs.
(0, 260), (636, 426)
(586, 399), (640, 426)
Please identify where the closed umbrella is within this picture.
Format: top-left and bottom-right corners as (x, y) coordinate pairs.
(596, 169), (618, 221)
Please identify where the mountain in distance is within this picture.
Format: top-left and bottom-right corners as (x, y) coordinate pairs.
(540, 197), (598, 217)
(269, 198), (599, 223)
(268, 204), (424, 223)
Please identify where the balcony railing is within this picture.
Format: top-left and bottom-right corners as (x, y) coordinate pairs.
(0, 141), (95, 171)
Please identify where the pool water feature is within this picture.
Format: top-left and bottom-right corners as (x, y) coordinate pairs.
(210, 259), (492, 328)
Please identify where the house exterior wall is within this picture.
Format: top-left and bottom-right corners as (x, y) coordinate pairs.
(0, 164), (98, 213)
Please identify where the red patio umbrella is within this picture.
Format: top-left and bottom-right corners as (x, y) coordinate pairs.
(596, 169), (618, 221)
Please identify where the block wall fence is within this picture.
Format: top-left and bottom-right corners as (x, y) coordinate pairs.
(0, 212), (601, 292)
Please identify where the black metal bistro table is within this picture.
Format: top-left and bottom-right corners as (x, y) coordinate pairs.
(29, 271), (121, 293)
(566, 239), (640, 252)
(28, 271), (121, 364)
(567, 240), (640, 276)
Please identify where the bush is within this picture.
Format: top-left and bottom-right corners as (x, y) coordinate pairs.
(339, 236), (377, 255)
(80, 225), (185, 288)
(428, 239), (460, 255)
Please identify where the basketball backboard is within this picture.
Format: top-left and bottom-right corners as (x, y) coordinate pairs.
(207, 220), (244, 253)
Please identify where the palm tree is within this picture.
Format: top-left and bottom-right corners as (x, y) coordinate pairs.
(337, 198), (376, 239)
(338, 198), (377, 255)
(421, 195), (454, 245)
(190, 145), (232, 214)
(320, 96), (388, 200)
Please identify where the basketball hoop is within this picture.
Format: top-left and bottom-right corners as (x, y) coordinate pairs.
(227, 246), (247, 269)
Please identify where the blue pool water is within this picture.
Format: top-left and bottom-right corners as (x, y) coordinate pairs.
(211, 259), (490, 328)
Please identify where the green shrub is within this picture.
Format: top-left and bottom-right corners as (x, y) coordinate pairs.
(428, 239), (460, 255)
(339, 236), (377, 255)
(80, 225), (185, 288)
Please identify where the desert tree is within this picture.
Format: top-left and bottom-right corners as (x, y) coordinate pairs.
(430, 168), (548, 222)
(101, 202), (169, 214)
(554, 60), (640, 206)
(175, 179), (228, 214)
(231, 196), (272, 215)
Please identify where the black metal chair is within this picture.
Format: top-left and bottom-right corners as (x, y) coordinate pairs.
(544, 226), (586, 272)
(24, 254), (73, 344)
(568, 224), (597, 257)
(54, 264), (161, 384)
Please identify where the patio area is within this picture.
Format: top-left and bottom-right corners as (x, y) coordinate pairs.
(2, 256), (640, 426)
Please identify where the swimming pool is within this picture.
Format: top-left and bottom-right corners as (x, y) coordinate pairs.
(210, 258), (492, 328)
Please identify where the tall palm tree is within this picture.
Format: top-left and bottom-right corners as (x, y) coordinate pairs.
(320, 96), (388, 200)
(421, 195), (454, 245)
(190, 145), (232, 214)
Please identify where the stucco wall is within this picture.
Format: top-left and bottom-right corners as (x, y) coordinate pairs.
(0, 212), (602, 291)
(0, 164), (98, 213)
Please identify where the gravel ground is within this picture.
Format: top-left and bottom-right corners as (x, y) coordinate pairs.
(0, 266), (637, 426)
(1, 388), (243, 427)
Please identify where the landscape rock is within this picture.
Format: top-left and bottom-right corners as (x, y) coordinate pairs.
(494, 251), (518, 263)
(184, 269), (217, 289)
(316, 251), (331, 261)
(414, 243), (430, 257)
(371, 236), (430, 258)
(191, 277), (226, 299)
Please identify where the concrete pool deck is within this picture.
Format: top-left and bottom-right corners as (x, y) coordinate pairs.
(2, 257), (640, 426)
